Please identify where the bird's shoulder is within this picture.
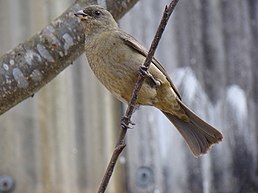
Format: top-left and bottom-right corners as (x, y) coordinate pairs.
(114, 30), (182, 100)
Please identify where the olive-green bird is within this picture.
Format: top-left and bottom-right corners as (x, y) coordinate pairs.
(75, 5), (223, 157)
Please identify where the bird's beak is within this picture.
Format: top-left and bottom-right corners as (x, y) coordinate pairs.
(74, 10), (88, 19)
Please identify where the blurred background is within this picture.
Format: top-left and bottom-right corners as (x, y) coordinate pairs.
(0, 0), (257, 193)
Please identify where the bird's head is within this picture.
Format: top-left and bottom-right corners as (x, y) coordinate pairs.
(75, 5), (118, 35)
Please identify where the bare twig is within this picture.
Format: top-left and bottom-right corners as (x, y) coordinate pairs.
(97, 0), (180, 192)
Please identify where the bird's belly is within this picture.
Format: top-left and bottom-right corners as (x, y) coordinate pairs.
(86, 49), (157, 105)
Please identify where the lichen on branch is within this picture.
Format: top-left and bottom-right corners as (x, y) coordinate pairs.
(0, 0), (139, 115)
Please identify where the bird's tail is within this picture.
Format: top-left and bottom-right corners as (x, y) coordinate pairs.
(162, 100), (223, 157)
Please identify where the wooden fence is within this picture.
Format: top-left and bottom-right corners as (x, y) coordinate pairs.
(0, 0), (257, 192)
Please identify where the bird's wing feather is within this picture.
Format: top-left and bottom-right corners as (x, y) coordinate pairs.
(117, 30), (181, 100)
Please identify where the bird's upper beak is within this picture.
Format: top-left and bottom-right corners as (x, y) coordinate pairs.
(74, 10), (88, 19)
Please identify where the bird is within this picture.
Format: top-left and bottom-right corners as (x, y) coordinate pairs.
(74, 5), (223, 157)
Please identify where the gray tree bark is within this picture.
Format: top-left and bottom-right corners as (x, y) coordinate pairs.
(0, 0), (138, 115)
(0, 0), (137, 193)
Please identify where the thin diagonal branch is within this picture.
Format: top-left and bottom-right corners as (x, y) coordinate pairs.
(97, 0), (180, 192)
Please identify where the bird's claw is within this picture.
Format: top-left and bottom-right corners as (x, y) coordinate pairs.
(139, 65), (149, 76)
(151, 76), (161, 86)
(121, 116), (135, 129)
(139, 65), (161, 86)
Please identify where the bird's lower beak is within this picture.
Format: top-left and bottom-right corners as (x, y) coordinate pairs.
(74, 10), (88, 19)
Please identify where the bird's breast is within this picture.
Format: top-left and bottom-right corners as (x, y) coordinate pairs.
(85, 33), (141, 102)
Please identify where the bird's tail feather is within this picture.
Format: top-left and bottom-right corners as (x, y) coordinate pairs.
(162, 100), (223, 157)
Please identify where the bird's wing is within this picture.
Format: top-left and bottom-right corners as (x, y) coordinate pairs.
(117, 30), (181, 100)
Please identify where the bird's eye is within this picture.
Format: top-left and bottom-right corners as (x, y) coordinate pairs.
(94, 10), (101, 16)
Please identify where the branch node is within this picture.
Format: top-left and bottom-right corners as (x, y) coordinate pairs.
(165, 5), (168, 11)
(115, 143), (126, 152)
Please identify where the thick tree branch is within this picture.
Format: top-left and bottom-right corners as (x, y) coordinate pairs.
(0, 0), (139, 115)
(97, 0), (180, 192)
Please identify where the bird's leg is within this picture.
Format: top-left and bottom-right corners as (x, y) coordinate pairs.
(139, 65), (161, 86)
(121, 116), (135, 129)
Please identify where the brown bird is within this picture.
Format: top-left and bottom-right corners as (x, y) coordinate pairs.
(75, 5), (223, 157)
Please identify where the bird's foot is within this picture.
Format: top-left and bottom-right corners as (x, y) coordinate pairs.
(139, 65), (149, 76)
(121, 116), (135, 129)
(139, 65), (161, 86)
